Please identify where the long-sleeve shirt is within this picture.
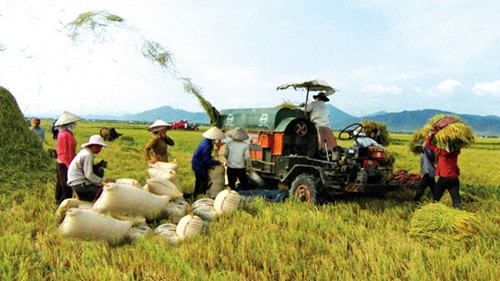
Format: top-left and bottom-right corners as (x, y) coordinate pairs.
(305, 100), (330, 127)
(32, 127), (45, 143)
(67, 148), (103, 186)
(192, 138), (219, 173)
(224, 140), (250, 169)
(425, 135), (460, 178)
(144, 134), (174, 162)
(420, 146), (436, 177)
(57, 130), (76, 168)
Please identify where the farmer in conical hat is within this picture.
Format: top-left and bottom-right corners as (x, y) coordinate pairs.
(425, 125), (462, 209)
(224, 127), (251, 190)
(67, 135), (115, 202)
(54, 111), (83, 205)
(191, 126), (225, 198)
(144, 118), (174, 163)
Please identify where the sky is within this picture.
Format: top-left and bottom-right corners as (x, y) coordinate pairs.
(1, 0), (499, 119)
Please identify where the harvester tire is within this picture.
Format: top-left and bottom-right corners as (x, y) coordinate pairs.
(290, 174), (318, 204)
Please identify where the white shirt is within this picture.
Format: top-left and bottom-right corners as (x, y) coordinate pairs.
(305, 100), (330, 127)
(354, 136), (382, 147)
(224, 140), (250, 169)
(67, 148), (103, 186)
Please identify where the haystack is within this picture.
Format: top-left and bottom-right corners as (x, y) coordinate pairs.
(409, 203), (481, 243)
(0, 86), (52, 186)
(361, 120), (391, 146)
(409, 114), (476, 154)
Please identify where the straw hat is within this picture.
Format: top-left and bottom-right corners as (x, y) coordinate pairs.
(54, 111), (83, 126)
(149, 118), (172, 132)
(226, 127), (249, 141)
(312, 92), (330, 102)
(81, 135), (108, 148)
(202, 127), (225, 140)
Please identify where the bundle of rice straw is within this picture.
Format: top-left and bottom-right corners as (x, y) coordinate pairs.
(409, 203), (481, 243)
(409, 114), (476, 154)
(361, 120), (391, 146)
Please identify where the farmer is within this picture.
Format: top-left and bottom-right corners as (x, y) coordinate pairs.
(304, 92), (337, 154)
(67, 135), (115, 202)
(50, 117), (59, 139)
(425, 125), (462, 209)
(54, 111), (82, 205)
(353, 127), (383, 147)
(31, 118), (46, 143)
(224, 127), (251, 190)
(191, 126), (225, 198)
(413, 143), (436, 202)
(144, 118), (175, 163)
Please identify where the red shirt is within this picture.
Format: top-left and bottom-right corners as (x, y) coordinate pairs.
(57, 130), (76, 167)
(425, 135), (460, 178)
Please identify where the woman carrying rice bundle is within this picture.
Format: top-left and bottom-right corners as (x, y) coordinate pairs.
(425, 115), (475, 210)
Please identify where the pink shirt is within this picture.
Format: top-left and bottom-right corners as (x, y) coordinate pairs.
(57, 130), (76, 167)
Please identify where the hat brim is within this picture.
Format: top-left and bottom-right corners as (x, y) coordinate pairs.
(81, 142), (108, 148)
(202, 127), (225, 140)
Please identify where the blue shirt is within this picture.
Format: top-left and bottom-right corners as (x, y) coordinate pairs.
(191, 138), (220, 173)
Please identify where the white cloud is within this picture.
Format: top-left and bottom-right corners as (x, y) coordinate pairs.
(436, 79), (462, 92)
(473, 80), (500, 97)
(361, 84), (401, 94)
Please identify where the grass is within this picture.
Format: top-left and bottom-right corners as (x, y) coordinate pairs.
(1, 120), (499, 280)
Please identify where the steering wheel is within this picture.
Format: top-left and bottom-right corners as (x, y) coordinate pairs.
(338, 123), (362, 140)
(295, 121), (308, 136)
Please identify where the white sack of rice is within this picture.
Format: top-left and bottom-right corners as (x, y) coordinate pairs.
(214, 188), (242, 215)
(55, 198), (94, 224)
(192, 198), (219, 221)
(206, 164), (225, 198)
(125, 224), (152, 244)
(93, 183), (171, 219)
(155, 223), (182, 245)
(145, 177), (183, 200)
(176, 214), (209, 239)
(148, 167), (181, 187)
(163, 198), (190, 223)
(115, 178), (142, 188)
(150, 161), (178, 172)
(59, 208), (133, 244)
(111, 214), (147, 226)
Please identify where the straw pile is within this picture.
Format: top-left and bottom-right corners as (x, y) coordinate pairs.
(0, 86), (52, 187)
(361, 120), (391, 146)
(409, 114), (476, 154)
(409, 203), (481, 243)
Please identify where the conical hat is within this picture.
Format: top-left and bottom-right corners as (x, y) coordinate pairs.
(149, 118), (171, 132)
(54, 111), (83, 126)
(226, 127), (249, 141)
(202, 127), (225, 140)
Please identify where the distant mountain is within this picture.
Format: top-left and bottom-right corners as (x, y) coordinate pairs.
(330, 109), (500, 137)
(85, 106), (210, 124)
(84, 105), (500, 137)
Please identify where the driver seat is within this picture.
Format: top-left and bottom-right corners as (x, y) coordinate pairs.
(316, 126), (337, 151)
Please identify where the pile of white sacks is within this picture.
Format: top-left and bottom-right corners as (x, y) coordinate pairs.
(57, 162), (242, 245)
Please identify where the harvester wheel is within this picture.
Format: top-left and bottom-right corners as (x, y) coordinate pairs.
(290, 174), (318, 204)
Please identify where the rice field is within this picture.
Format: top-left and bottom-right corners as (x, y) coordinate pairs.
(1, 119), (499, 280)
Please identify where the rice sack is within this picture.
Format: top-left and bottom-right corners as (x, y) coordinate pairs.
(163, 198), (190, 223)
(115, 178), (142, 188)
(145, 177), (183, 200)
(176, 214), (209, 239)
(148, 167), (181, 187)
(155, 223), (182, 245)
(214, 188), (242, 215)
(149, 161), (178, 172)
(125, 224), (153, 244)
(93, 183), (170, 219)
(192, 198), (219, 221)
(207, 164), (225, 198)
(59, 208), (133, 244)
(55, 198), (93, 224)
